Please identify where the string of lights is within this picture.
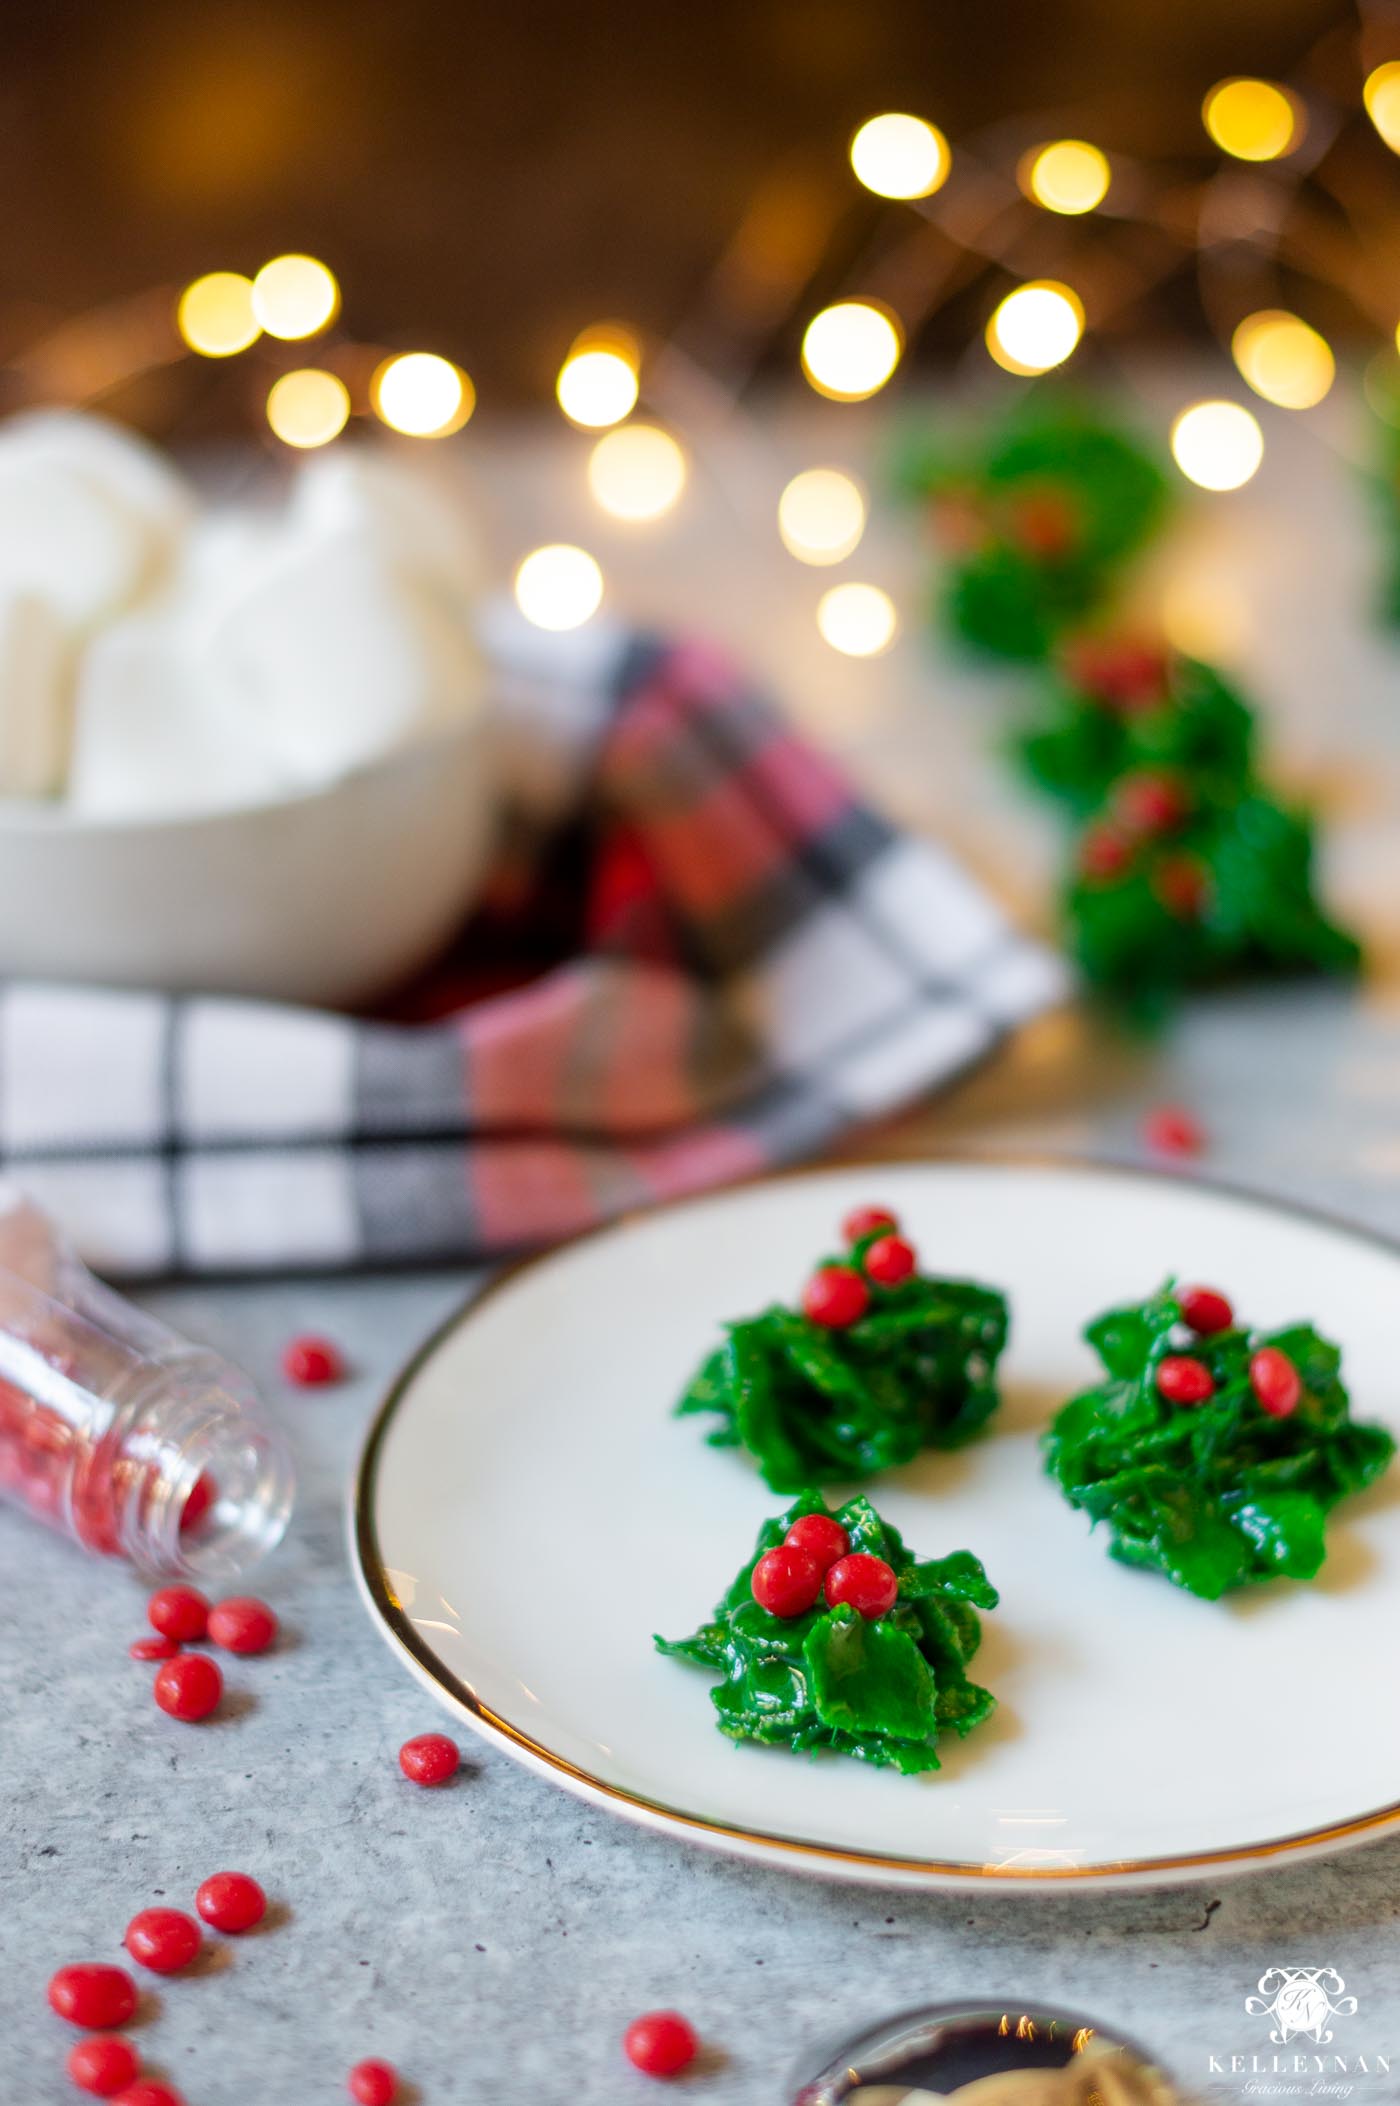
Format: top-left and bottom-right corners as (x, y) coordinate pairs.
(12, 31), (1400, 646)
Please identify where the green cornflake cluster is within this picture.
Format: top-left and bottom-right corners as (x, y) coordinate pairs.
(1016, 647), (1254, 815)
(1047, 641), (1359, 1024)
(893, 395), (1169, 662)
(1066, 777), (1361, 1028)
(656, 1492), (998, 1774)
(1044, 1282), (1395, 1599)
(676, 1228), (1007, 1492)
(894, 391), (1360, 1024)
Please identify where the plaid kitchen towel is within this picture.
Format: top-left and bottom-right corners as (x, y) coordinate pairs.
(0, 620), (1066, 1276)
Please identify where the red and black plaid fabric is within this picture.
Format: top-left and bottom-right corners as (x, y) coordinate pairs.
(0, 630), (1065, 1275)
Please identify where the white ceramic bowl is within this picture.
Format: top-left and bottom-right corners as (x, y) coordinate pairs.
(0, 713), (497, 1007)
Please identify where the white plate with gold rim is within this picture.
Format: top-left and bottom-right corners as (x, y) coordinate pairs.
(351, 1160), (1400, 1891)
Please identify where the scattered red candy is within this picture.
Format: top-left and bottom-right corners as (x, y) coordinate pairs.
(1078, 824), (1131, 882)
(1251, 1346), (1302, 1417)
(842, 1205), (898, 1244)
(801, 1266), (869, 1329)
(66, 2035), (140, 2096)
(146, 1587), (209, 1644)
(1178, 1285), (1234, 1336)
(195, 1870), (266, 1934)
(153, 1652), (222, 1723)
(282, 1335), (345, 1387)
(751, 1545), (822, 1619)
(824, 1553), (898, 1620)
(623, 2011), (699, 2079)
(398, 1733), (461, 1787)
(47, 1964), (137, 2030)
(109, 2086), (184, 2106)
(1156, 1355), (1215, 1406)
(1142, 1104), (1205, 1158)
(1113, 770), (1189, 837)
(123, 1908), (202, 1976)
(179, 1471), (217, 1534)
(347, 2060), (399, 2106)
(783, 1513), (850, 1573)
(863, 1234), (916, 1286)
(207, 1597), (278, 1655)
(128, 1635), (179, 1662)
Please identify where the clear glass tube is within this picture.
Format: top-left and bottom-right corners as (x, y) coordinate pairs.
(0, 1187), (293, 1580)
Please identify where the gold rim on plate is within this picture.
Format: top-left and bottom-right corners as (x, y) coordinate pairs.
(351, 1155), (1400, 1886)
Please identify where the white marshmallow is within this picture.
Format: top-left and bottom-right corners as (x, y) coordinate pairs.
(68, 618), (294, 819)
(0, 456), (158, 634)
(0, 591), (70, 797)
(195, 526), (484, 784)
(0, 409), (194, 556)
(164, 505), (286, 641)
(290, 448), (480, 602)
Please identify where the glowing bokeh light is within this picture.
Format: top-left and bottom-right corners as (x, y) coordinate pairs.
(372, 352), (475, 437)
(816, 582), (897, 657)
(1170, 401), (1264, 491)
(849, 113), (950, 199)
(265, 369), (351, 449)
(1231, 310), (1334, 410)
(1202, 78), (1300, 161)
(177, 272), (261, 358)
(800, 302), (902, 401)
(514, 544), (604, 630)
(251, 255), (340, 340)
(1020, 139), (1111, 214)
(1161, 575), (1251, 662)
(556, 331), (640, 429)
(586, 424), (687, 522)
(1364, 61), (1400, 152)
(986, 281), (1084, 375)
(777, 468), (867, 565)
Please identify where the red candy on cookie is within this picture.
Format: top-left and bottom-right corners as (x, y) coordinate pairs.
(1157, 1355), (1215, 1406)
(751, 1546), (822, 1619)
(801, 1266), (869, 1329)
(824, 1553), (898, 1620)
(864, 1234), (916, 1286)
(1251, 1346), (1302, 1417)
(1178, 1285), (1234, 1335)
(783, 1514), (849, 1572)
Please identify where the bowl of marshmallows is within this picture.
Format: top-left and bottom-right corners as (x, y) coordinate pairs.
(0, 410), (497, 1007)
